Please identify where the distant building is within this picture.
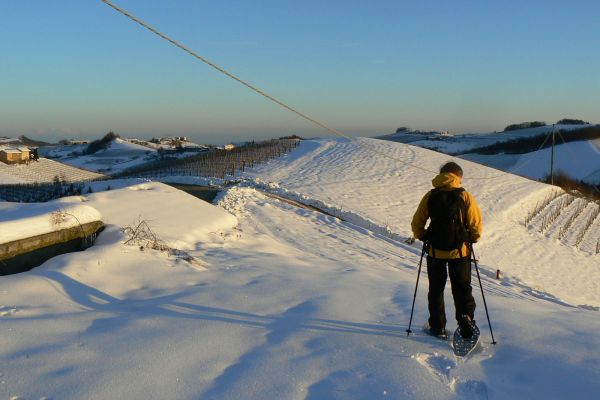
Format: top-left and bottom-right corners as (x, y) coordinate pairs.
(0, 146), (30, 164)
(158, 137), (188, 145)
(224, 144), (235, 151)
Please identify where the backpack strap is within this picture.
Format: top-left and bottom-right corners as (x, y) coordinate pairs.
(454, 187), (470, 258)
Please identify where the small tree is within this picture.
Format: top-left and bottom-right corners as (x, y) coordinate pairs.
(557, 118), (589, 125)
(85, 132), (120, 155)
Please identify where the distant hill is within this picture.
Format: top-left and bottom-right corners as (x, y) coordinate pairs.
(376, 123), (600, 190)
(17, 135), (52, 147)
(504, 121), (546, 131)
(460, 125), (600, 155)
(0, 136), (51, 147)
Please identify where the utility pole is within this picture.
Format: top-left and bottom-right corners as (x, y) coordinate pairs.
(550, 124), (555, 185)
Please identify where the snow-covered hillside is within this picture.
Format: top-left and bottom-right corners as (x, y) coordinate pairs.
(0, 138), (598, 399)
(40, 138), (158, 173)
(244, 138), (600, 307)
(0, 158), (105, 184)
(378, 124), (592, 154)
(39, 137), (210, 174)
(460, 137), (600, 186)
(378, 125), (600, 185)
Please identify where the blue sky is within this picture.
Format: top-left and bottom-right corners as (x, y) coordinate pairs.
(1, 0), (599, 144)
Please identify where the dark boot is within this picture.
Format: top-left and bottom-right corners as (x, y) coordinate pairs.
(458, 315), (474, 338)
(429, 327), (448, 340)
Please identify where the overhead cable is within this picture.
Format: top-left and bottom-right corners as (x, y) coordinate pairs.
(98, 0), (563, 182)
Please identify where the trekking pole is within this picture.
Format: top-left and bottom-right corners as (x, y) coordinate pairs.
(406, 242), (427, 336)
(470, 243), (497, 344)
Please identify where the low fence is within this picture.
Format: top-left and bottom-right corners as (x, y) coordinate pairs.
(118, 138), (300, 179)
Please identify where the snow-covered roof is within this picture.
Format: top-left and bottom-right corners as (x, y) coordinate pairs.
(1, 148), (22, 154)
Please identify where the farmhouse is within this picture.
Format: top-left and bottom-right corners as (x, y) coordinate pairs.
(0, 146), (30, 164)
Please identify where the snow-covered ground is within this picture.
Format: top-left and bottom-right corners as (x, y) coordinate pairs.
(461, 139), (600, 185)
(244, 138), (600, 307)
(1, 138), (599, 399)
(0, 158), (105, 185)
(39, 137), (210, 175)
(378, 124), (592, 154)
(378, 125), (600, 185)
(39, 138), (158, 174)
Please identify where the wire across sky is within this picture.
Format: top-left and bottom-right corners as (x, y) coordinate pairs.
(0, 0), (599, 143)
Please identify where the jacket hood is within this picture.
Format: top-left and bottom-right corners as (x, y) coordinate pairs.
(432, 172), (462, 189)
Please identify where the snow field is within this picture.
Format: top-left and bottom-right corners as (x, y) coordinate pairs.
(380, 124), (594, 155)
(1, 138), (599, 399)
(80, 182), (238, 250)
(244, 138), (600, 307)
(39, 138), (158, 174)
(0, 158), (104, 185)
(515, 139), (600, 185)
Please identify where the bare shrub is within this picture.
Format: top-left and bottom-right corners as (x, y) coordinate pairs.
(50, 208), (91, 247)
(121, 219), (170, 252)
(121, 218), (203, 267)
(540, 194), (575, 233)
(558, 200), (587, 241)
(575, 204), (600, 248)
(525, 190), (561, 226)
(50, 209), (70, 226)
(543, 170), (600, 202)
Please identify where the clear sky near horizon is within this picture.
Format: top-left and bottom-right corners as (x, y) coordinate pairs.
(1, 0), (599, 145)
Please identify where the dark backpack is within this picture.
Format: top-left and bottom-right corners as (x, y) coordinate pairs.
(424, 188), (469, 251)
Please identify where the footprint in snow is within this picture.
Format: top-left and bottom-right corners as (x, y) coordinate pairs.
(413, 352), (456, 384)
(451, 378), (489, 400)
(414, 353), (489, 399)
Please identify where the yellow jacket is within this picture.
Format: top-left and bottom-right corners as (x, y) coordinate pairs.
(411, 172), (482, 259)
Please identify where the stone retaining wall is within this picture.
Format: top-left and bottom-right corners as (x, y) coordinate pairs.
(0, 221), (104, 275)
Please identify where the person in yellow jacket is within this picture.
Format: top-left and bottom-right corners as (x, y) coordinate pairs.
(411, 161), (483, 338)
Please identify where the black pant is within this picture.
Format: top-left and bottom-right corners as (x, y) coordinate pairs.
(427, 256), (476, 331)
